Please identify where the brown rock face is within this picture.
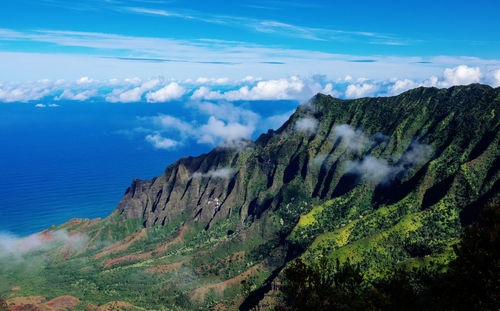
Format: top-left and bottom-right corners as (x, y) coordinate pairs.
(116, 146), (245, 228)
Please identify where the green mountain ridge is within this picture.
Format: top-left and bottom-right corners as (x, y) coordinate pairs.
(1, 84), (499, 310)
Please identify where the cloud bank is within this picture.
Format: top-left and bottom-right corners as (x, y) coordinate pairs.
(134, 100), (286, 150)
(0, 65), (498, 103)
(2, 65), (497, 103)
(0, 230), (89, 264)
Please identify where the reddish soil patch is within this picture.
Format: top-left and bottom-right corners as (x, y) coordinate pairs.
(103, 252), (152, 268)
(64, 218), (85, 229)
(45, 296), (80, 309)
(95, 229), (147, 260)
(145, 261), (184, 274)
(102, 226), (187, 268)
(6, 297), (45, 311)
(72, 219), (99, 235)
(190, 264), (263, 303)
(152, 226), (187, 255)
(7, 297), (45, 306)
(11, 286), (21, 291)
(9, 304), (41, 311)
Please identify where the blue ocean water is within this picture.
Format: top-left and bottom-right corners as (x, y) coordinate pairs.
(0, 100), (297, 236)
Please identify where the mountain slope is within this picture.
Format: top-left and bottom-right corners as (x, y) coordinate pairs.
(1, 84), (499, 310)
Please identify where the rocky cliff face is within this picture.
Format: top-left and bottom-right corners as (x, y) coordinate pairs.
(117, 84), (499, 233)
(2, 84), (499, 310)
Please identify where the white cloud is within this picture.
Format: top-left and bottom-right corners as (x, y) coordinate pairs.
(0, 83), (54, 103)
(0, 230), (88, 261)
(192, 167), (234, 179)
(194, 77), (229, 85)
(76, 76), (95, 84)
(441, 65), (481, 87)
(146, 82), (185, 102)
(399, 141), (433, 166)
(0, 64), (498, 104)
(145, 134), (179, 149)
(346, 156), (395, 182)
(124, 77), (142, 85)
(35, 103), (58, 107)
(332, 124), (371, 152)
(226, 76), (305, 100)
(106, 78), (160, 103)
(490, 69), (500, 87)
(198, 116), (254, 144)
(191, 76), (324, 101)
(387, 66), (485, 95)
(345, 140), (433, 183)
(56, 89), (97, 101)
(192, 101), (259, 125)
(151, 114), (194, 136)
(294, 117), (318, 134)
(142, 102), (259, 148)
(242, 76), (262, 82)
(195, 77), (210, 84)
(191, 86), (225, 100)
(192, 102), (259, 144)
(217, 138), (252, 150)
(345, 83), (378, 98)
(388, 79), (418, 95)
(310, 154), (328, 167)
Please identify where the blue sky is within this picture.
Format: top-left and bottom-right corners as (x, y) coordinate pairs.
(0, 1), (499, 106)
(1, 0), (500, 82)
(2, 0), (500, 57)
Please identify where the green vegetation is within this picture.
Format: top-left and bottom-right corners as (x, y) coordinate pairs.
(277, 204), (500, 310)
(0, 84), (499, 310)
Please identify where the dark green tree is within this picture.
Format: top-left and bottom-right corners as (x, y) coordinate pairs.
(277, 203), (500, 311)
(276, 256), (369, 311)
(368, 267), (436, 311)
(434, 203), (500, 310)
(0, 296), (8, 311)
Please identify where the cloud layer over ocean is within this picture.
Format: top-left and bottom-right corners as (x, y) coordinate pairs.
(1, 65), (499, 104)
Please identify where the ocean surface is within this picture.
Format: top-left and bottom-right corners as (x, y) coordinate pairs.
(0, 100), (297, 236)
